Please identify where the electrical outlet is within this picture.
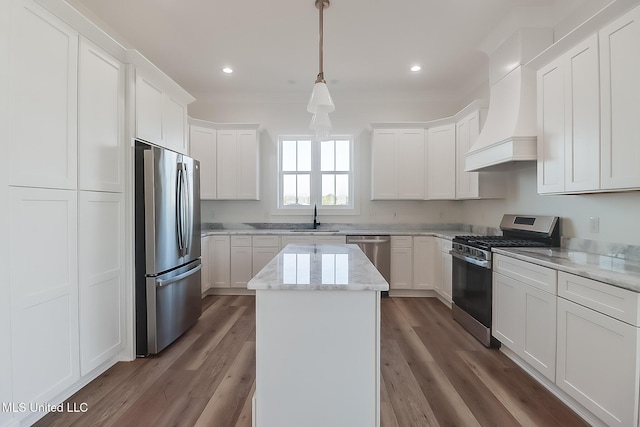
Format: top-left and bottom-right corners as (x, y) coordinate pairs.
(589, 216), (599, 233)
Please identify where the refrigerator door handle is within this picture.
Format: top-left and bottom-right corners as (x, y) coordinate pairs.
(176, 166), (184, 252)
(156, 264), (202, 287)
(182, 163), (191, 255)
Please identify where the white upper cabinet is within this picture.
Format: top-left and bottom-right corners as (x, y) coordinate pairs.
(371, 128), (425, 200)
(537, 34), (600, 194)
(135, 74), (163, 144)
(78, 37), (125, 193)
(135, 68), (191, 154)
(190, 126), (217, 199)
(455, 110), (506, 199)
(600, 6), (640, 190)
(9, 0), (78, 190)
(426, 124), (456, 200)
(216, 129), (259, 200)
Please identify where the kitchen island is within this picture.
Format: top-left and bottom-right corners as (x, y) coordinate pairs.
(247, 244), (389, 427)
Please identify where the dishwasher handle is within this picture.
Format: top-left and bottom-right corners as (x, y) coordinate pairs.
(346, 236), (391, 244)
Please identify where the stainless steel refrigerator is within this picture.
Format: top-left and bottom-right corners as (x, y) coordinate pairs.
(135, 141), (202, 356)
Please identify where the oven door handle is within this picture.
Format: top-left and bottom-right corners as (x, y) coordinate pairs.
(450, 251), (491, 269)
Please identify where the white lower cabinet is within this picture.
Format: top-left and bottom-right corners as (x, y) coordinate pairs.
(435, 239), (452, 303)
(230, 236), (252, 288)
(9, 187), (79, 406)
(493, 254), (557, 381)
(556, 272), (640, 427)
(201, 236), (211, 293)
(390, 236), (413, 290)
(413, 236), (438, 290)
(252, 236), (281, 275)
(78, 191), (125, 376)
(209, 235), (230, 288)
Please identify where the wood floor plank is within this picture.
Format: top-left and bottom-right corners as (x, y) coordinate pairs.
(35, 296), (594, 427)
(194, 341), (256, 427)
(233, 380), (255, 427)
(380, 339), (440, 427)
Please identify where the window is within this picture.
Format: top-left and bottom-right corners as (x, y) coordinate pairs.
(278, 136), (354, 212)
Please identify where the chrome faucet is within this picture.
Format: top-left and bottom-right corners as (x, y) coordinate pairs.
(313, 204), (320, 229)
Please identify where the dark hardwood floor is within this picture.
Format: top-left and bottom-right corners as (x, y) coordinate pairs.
(34, 295), (589, 427)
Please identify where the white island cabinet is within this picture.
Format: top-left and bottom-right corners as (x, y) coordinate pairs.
(248, 244), (388, 427)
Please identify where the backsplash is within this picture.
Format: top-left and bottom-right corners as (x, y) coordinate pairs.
(563, 237), (640, 262)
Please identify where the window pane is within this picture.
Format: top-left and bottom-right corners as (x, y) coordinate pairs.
(282, 174), (297, 205)
(298, 140), (311, 171)
(336, 174), (349, 205)
(322, 174), (335, 205)
(321, 140), (335, 171)
(282, 140), (297, 171)
(335, 140), (350, 171)
(297, 174), (310, 205)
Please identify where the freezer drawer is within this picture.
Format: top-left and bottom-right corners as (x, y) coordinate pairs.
(145, 260), (202, 355)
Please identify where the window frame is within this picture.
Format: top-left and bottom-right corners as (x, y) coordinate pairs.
(276, 135), (357, 215)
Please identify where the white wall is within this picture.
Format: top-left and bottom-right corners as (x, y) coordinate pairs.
(462, 164), (640, 246)
(189, 96), (466, 226)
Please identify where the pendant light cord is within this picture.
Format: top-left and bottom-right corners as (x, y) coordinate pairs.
(316, 0), (326, 84)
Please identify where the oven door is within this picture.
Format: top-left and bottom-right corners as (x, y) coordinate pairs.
(451, 252), (492, 328)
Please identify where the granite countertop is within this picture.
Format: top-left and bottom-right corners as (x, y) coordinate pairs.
(247, 244), (389, 292)
(201, 228), (469, 240)
(493, 247), (640, 293)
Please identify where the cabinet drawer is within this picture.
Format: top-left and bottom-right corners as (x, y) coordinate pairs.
(558, 271), (640, 326)
(252, 235), (280, 247)
(391, 236), (412, 248)
(230, 235), (252, 247)
(314, 236), (346, 244)
(441, 239), (452, 253)
(493, 254), (557, 294)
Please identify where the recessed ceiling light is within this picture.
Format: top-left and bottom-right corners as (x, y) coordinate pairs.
(222, 67), (233, 74)
(410, 65), (422, 72)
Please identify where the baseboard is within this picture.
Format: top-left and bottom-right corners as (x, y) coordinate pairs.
(388, 289), (438, 298)
(205, 288), (256, 296)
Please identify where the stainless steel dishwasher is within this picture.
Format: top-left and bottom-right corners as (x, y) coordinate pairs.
(346, 235), (391, 297)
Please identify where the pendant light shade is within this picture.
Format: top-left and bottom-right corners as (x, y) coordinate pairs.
(308, 0), (334, 133)
(307, 82), (335, 114)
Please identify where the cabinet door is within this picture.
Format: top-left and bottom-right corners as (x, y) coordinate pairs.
(237, 130), (259, 200)
(521, 283), (556, 382)
(78, 191), (125, 375)
(397, 129), (425, 199)
(371, 129), (398, 200)
(78, 37), (125, 193)
(190, 126), (217, 199)
(440, 252), (453, 303)
(9, 0), (78, 190)
(426, 124), (456, 200)
(163, 94), (188, 154)
(413, 236), (437, 290)
(10, 187), (79, 404)
(390, 247), (413, 290)
(492, 272), (522, 349)
(600, 7), (640, 190)
(217, 130), (237, 199)
(564, 34), (600, 192)
(231, 246), (252, 288)
(201, 236), (211, 293)
(537, 57), (566, 194)
(455, 113), (480, 199)
(253, 247), (279, 276)
(557, 298), (639, 427)
(210, 236), (230, 288)
(281, 235), (314, 249)
(135, 73), (163, 145)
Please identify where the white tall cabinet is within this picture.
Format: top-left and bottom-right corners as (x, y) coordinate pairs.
(190, 125), (217, 199)
(217, 129), (259, 200)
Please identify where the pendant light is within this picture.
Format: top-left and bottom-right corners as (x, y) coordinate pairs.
(307, 0), (334, 139)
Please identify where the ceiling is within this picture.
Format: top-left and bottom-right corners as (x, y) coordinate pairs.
(68, 0), (589, 104)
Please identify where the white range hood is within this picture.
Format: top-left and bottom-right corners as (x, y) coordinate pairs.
(465, 29), (552, 172)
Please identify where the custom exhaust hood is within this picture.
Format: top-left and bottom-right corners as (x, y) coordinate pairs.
(465, 29), (552, 172)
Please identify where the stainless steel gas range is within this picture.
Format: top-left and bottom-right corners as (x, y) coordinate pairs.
(450, 214), (560, 347)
